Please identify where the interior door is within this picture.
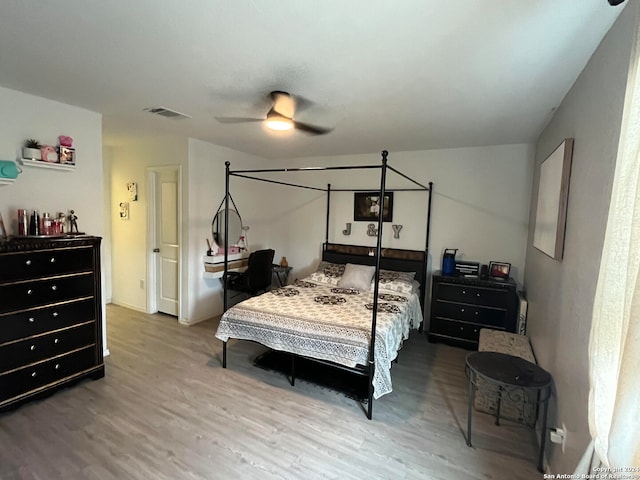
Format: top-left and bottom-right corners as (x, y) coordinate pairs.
(155, 168), (179, 316)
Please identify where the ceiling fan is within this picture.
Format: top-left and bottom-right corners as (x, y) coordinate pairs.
(214, 91), (332, 135)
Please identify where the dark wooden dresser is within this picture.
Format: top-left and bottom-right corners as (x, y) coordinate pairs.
(0, 236), (104, 410)
(428, 272), (518, 349)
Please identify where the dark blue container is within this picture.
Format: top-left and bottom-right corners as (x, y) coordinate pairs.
(442, 248), (458, 275)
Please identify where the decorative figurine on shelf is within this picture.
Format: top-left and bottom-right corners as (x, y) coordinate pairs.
(69, 209), (79, 233)
(57, 212), (66, 233)
(279, 256), (289, 268)
(58, 135), (73, 147)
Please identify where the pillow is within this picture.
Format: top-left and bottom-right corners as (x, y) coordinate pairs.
(308, 261), (345, 285)
(373, 269), (417, 294)
(338, 263), (376, 291)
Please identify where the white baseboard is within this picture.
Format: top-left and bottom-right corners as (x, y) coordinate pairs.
(109, 300), (147, 313)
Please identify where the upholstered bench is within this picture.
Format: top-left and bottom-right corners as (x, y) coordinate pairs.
(474, 328), (538, 426)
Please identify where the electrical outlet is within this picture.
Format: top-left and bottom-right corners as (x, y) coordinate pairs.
(549, 423), (567, 453)
(140, 279), (144, 289)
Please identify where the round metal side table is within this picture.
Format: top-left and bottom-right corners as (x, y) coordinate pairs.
(465, 351), (552, 473)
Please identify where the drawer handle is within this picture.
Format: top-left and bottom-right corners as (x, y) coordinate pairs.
(25, 260), (32, 266)
(50, 257), (56, 263)
(476, 293), (480, 297)
(27, 289), (33, 295)
(55, 364), (60, 370)
(461, 308), (465, 312)
(31, 372), (37, 377)
(30, 345), (36, 351)
(51, 285), (57, 291)
(28, 317), (35, 323)
(52, 312), (59, 317)
(460, 326), (464, 330)
(54, 338), (59, 344)
(475, 311), (478, 315)
(462, 290), (466, 294)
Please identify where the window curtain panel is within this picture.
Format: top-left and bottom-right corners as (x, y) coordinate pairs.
(581, 11), (640, 471)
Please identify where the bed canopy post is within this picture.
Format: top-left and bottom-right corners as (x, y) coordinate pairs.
(325, 183), (331, 244)
(222, 161), (231, 368)
(367, 150), (389, 419)
(426, 181), (433, 254)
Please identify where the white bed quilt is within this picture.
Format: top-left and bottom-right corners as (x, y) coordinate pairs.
(215, 278), (423, 399)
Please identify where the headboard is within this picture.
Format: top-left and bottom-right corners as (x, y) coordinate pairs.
(322, 242), (428, 309)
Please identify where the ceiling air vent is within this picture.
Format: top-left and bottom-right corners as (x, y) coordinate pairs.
(143, 106), (191, 119)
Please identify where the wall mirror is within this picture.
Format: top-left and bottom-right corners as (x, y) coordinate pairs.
(212, 208), (243, 247)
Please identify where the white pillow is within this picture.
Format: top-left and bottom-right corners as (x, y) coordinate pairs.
(338, 263), (376, 291)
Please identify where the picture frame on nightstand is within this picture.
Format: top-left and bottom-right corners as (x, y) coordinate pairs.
(488, 261), (511, 279)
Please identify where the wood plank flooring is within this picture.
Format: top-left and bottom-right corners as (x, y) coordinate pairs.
(0, 304), (542, 479)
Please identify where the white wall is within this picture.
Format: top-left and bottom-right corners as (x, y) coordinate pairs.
(107, 137), (188, 314)
(186, 138), (270, 324)
(258, 144), (534, 286)
(0, 86), (107, 351)
(524, 2), (638, 474)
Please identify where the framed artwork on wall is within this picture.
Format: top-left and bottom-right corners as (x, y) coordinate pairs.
(533, 138), (574, 260)
(354, 191), (393, 222)
(119, 202), (130, 220)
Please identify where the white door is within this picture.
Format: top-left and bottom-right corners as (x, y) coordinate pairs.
(154, 168), (179, 316)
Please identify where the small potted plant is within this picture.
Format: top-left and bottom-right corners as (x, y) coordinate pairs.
(23, 139), (42, 160)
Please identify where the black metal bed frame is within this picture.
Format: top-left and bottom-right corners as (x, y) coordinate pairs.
(219, 150), (433, 419)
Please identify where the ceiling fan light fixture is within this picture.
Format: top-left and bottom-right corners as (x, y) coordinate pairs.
(265, 112), (293, 131)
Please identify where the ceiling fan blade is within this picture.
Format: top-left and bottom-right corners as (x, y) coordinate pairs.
(214, 117), (263, 124)
(292, 120), (333, 135)
(291, 94), (315, 114)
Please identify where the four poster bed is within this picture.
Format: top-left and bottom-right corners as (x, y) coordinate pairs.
(215, 151), (433, 419)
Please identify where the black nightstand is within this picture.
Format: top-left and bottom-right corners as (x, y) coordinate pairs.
(272, 264), (292, 287)
(428, 272), (518, 349)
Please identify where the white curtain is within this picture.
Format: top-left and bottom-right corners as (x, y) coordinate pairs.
(583, 10), (640, 469)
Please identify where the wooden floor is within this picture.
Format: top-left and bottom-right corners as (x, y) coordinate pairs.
(0, 304), (542, 480)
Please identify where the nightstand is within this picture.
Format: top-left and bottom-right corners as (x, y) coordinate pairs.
(272, 264), (292, 287)
(428, 272), (518, 349)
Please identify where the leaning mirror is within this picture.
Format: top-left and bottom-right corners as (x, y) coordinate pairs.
(212, 208), (243, 247)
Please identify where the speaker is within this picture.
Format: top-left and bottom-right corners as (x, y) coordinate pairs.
(480, 264), (488, 278)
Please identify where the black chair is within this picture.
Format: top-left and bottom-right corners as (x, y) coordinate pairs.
(225, 249), (275, 298)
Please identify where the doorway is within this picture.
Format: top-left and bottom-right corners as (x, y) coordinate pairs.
(148, 166), (181, 317)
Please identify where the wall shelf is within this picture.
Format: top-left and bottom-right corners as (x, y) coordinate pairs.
(21, 159), (75, 171)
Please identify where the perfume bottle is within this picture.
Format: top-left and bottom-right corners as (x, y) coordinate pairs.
(29, 209), (40, 236)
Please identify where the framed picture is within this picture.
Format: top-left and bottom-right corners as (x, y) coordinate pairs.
(354, 192), (393, 222)
(59, 146), (76, 165)
(127, 182), (138, 201)
(119, 201), (129, 220)
(533, 138), (574, 260)
(488, 261), (511, 279)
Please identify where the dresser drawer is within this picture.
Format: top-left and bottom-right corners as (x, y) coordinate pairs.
(432, 300), (508, 328)
(0, 298), (95, 344)
(0, 346), (97, 403)
(0, 322), (96, 372)
(430, 318), (490, 343)
(436, 283), (510, 308)
(0, 247), (94, 283)
(0, 273), (94, 314)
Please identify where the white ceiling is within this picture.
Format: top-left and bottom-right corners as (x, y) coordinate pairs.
(0, 1), (626, 159)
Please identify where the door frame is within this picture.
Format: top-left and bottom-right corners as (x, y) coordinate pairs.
(147, 165), (183, 319)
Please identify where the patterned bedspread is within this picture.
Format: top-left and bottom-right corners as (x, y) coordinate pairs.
(215, 278), (423, 399)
